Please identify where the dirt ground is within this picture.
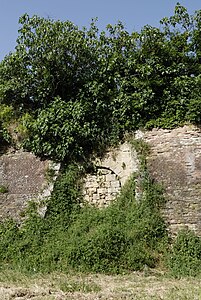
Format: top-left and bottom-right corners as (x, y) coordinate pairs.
(0, 270), (201, 300)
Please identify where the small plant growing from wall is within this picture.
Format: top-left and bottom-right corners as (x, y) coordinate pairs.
(0, 185), (8, 193)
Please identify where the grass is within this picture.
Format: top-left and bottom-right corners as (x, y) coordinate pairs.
(0, 268), (200, 300)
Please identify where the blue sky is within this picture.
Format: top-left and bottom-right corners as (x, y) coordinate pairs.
(0, 0), (201, 61)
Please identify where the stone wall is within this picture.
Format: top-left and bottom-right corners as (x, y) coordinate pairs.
(83, 142), (139, 207)
(143, 125), (201, 236)
(1, 126), (201, 236)
(82, 126), (201, 236)
(0, 150), (58, 221)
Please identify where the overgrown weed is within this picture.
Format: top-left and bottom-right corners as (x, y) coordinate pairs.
(0, 140), (200, 278)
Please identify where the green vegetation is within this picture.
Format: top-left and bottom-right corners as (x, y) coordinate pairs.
(0, 104), (13, 146)
(0, 3), (201, 279)
(1, 3), (201, 160)
(0, 185), (8, 193)
(1, 139), (200, 277)
(167, 230), (201, 277)
(0, 161), (168, 274)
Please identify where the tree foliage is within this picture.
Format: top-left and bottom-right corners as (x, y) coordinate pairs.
(0, 3), (201, 160)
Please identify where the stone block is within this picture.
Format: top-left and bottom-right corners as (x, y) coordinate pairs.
(110, 180), (121, 189)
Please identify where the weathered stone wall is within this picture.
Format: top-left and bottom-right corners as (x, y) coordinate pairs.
(82, 126), (201, 236)
(1, 126), (201, 236)
(0, 150), (56, 221)
(143, 125), (201, 236)
(83, 142), (139, 207)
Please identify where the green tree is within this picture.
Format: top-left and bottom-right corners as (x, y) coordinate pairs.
(0, 4), (201, 160)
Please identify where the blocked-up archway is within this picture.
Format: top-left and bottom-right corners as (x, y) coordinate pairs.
(82, 142), (139, 207)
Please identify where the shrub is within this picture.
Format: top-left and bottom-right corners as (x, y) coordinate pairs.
(166, 230), (201, 277)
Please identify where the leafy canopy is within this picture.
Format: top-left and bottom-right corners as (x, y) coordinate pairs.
(0, 3), (201, 160)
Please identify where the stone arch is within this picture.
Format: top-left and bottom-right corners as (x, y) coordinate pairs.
(82, 142), (139, 207)
(83, 165), (122, 207)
